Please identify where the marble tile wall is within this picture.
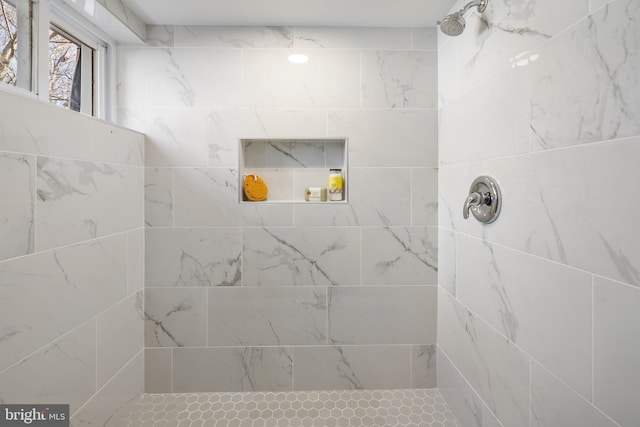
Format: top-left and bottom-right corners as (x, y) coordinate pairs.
(437, 0), (640, 426)
(0, 88), (145, 424)
(117, 26), (439, 392)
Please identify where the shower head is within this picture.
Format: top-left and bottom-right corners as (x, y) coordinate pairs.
(438, 0), (489, 37)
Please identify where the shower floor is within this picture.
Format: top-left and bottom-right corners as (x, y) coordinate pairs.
(121, 388), (459, 427)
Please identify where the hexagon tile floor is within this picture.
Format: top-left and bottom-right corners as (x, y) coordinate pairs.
(121, 388), (459, 427)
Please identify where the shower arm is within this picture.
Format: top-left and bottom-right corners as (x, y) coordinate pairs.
(458, 0), (488, 15)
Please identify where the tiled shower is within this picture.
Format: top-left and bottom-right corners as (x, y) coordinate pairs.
(0, 0), (639, 426)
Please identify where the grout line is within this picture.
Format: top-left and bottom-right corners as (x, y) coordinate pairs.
(529, 357), (532, 427)
(591, 274), (595, 403)
(170, 347), (174, 393)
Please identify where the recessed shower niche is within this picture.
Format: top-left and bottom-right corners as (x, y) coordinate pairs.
(239, 138), (348, 203)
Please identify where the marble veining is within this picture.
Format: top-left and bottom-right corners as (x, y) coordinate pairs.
(144, 288), (206, 347)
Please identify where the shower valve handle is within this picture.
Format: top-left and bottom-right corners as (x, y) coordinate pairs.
(462, 176), (502, 224)
(463, 192), (486, 219)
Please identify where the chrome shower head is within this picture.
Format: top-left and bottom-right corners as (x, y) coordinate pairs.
(439, 11), (466, 36)
(438, 0), (489, 37)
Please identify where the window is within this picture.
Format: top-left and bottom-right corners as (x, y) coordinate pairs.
(49, 25), (94, 114)
(0, 0), (31, 90)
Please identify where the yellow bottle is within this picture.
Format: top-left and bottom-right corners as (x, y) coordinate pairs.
(328, 169), (343, 201)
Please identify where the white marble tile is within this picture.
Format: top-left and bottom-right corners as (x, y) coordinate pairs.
(71, 351), (143, 425)
(208, 108), (328, 167)
(144, 348), (171, 393)
(591, 0), (612, 11)
(0, 321), (96, 414)
(412, 168), (438, 226)
(437, 161), (485, 235)
(243, 49), (360, 108)
(531, 0), (640, 150)
(243, 139), (327, 168)
(437, 36), (458, 107)
(594, 276), (640, 427)
(146, 228), (241, 287)
(208, 287), (326, 346)
(172, 347), (293, 392)
(144, 288), (207, 347)
(145, 25), (174, 47)
(439, 64), (530, 165)
(175, 26), (293, 47)
(294, 167), (411, 226)
(412, 344), (437, 388)
(100, 0), (146, 41)
(117, 47), (242, 108)
(437, 347), (483, 427)
(412, 28), (437, 50)
(438, 230), (456, 296)
(328, 109), (438, 167)
(173, 167), (293, 226)
(292, 346), (411, 391)
(91, 120), (144, 166)
(293, 27), (411, 49)
(0, 152), (35, 261)
(361, 227), (438, 285)
(0, 235), (127, 372)
(0, 90), (92, 160)
(483, 406), (505, 427)
(438, 292), (529, 427)
(97, 292), (144, 388)
(328, 286), (437, 345)
(450, 0), (590, 93)
(485, 136), (640, 287)
(242, 227), (360, 286)
(119, 107), (208, 168)
(144, 167), (173, 227)
(127, 228), (144, 295)
(36, 157), (143, 250)
(457, 235), (593, 398)
(361, 50), (438, 108)
(531, 360), (617, 427)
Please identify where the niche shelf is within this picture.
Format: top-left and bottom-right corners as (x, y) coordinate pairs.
(239, 138), (348, 204)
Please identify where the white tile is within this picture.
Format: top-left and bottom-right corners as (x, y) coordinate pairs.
(438, 291), (529, 427)
(437, 36), (458, 107)
(91, 120), (144, 166)
(0, 152), (35, 261)
(457, 235), (592, 398)
(438, 161), (485, 236)
(438, 230), (456, 296)
(412, 344), (437, 388)
(294, 167), (411, 226)
(590, 0), (611, 11)
(412, 28), (437, 50)
(0, 90), (92, 160)
(172, 347), (292, 392)
(294, 27), (411, 49)
(243, 49), (360, 108)
(173, 168), (293, 226)
(531, 361), (617, 427)
(594, 276), (640, 427)
(485, 136), (640, 287)
(97, 292), (143, 388)
(328, 286), (437, 345)
(144, 348), (171, 393)
(117, 47), (242, 108)
(439, 64), (530, 165)
(144, 288), (207, 347)
(209, 109), (328, 167)
(119, 107), (208, 168)
(293, 345), (411, 390)
(145, 25), (174, 47)
(243, 227), (360, 286)
(175, 26), (293, 47)
(361, 50), (438, 108)
(144, 167), (173, 227)
(531, 0), (640, 150)
(243, 140), (326, 168)
(412, 167), (438, 227)
(71, 351), (143, 424)
(127, 228), (144, 295)
(361, 227), (438, 286)
(451, 0), (589, 93)
(0, 321), (96, 414)
(437, 347), (483, 427)
(36, 157), (143, 251)
(208, 287), (326, 345)
(0, 235), (127, 372)
(329, 109), (438, 167)
(146, 228), (241, 287)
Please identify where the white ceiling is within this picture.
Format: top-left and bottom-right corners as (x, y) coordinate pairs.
(120, 0), (457, 28)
